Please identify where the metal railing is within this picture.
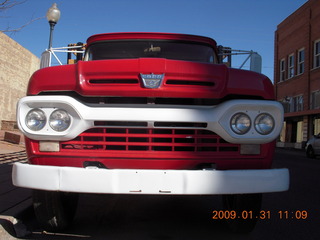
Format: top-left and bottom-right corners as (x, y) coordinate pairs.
(218, 47), (262, 73)
(40, 45), (85, 68)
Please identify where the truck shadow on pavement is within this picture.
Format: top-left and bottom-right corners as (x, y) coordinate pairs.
(23, 194), (232, 240)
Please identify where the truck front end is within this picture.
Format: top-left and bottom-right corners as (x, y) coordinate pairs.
(13, 32), (289, 232)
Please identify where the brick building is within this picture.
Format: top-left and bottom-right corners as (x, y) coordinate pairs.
(0, 32), (40, 131)
(275, 0), (320, 148)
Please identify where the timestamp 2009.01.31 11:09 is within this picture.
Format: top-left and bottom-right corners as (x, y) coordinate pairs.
(212, 210), (309, 220)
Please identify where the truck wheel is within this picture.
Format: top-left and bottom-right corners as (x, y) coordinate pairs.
(222, 193), (262, 233)
(33, 190), (79, 231)
(306, 146), (315, 158)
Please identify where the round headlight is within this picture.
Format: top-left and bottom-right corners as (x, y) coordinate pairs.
(49, 109), (71, 132)
(255, 113), (274, 135)
(26, 109), (46, 131)
(230, 113), (251, 135)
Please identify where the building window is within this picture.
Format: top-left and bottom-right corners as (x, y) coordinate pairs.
(298, 48), (305, 75)
(281, 96), (303, 113)
(280, 58), (285, 82)
(292, 95), (303, 112)
(288, 54), (295, 79)
(281, 98), (290, 113)
(314, 40), (320, 69)
(311, 90), (320, 109)
(284, 95), (303, 112)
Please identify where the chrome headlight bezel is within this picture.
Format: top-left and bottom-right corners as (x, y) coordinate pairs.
(49, 109), (71, 132)
(230, 113), (251, 135)
(254, 113), (275, 135)
(25, 108), (46, 131)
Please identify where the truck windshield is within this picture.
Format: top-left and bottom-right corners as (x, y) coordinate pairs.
(85, 40), (216, 63)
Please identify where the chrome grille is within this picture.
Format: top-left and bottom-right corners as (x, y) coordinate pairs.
(60, 128), (239, 153)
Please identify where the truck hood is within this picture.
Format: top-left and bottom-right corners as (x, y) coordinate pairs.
(27, 59), (274, 100)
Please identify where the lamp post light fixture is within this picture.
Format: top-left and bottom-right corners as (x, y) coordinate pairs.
(46, 3), (61, 50)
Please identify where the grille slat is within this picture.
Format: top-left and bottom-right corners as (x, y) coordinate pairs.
(60, 128), (239, 153)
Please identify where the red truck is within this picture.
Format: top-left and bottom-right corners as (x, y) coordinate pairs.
(13, 32), (289, 233)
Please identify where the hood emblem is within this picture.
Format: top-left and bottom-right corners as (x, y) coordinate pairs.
(140, 73), (164, 89)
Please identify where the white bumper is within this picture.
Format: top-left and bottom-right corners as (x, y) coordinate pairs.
(12, 163), (289, 195)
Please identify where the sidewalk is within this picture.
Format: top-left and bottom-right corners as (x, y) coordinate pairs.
(0, 141), (25, 155)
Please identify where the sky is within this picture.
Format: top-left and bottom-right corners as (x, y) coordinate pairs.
(0, 0), (308, 81)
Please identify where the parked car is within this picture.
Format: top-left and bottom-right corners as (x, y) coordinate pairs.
(306, 133), (320, 158)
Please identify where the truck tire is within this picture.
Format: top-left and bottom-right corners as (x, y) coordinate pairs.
(33, 190), (79, 231)
(222, 193), (262, 233)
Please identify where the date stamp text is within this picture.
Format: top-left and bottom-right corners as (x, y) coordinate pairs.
(212, 210), (308, 220)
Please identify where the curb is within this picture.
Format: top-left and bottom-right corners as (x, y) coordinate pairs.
(0, 141), (25, 155)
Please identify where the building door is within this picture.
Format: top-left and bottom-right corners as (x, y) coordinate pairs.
(291, 121), (297, 143)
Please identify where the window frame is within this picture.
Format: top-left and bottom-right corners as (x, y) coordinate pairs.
(297, 48), (305, 75)
(288, 53), (295, 79)
(311, 90), (320, 110)
(287, 95), (303, 112)
(279, 58), (286, 82)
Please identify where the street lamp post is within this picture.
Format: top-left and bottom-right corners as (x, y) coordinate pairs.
(46, 3), (61, 50)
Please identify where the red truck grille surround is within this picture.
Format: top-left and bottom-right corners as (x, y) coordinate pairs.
(60, 128), (239, 153)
